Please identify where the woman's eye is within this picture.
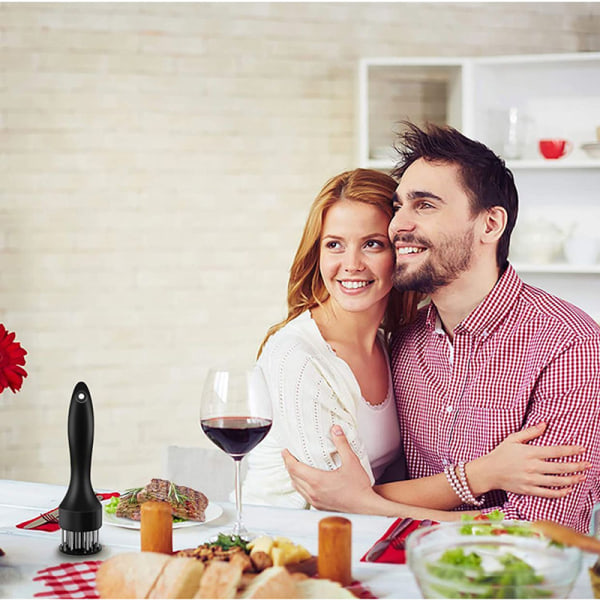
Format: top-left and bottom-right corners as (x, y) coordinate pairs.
(364, 240), (386, 249)
(325, 241), (341, 249)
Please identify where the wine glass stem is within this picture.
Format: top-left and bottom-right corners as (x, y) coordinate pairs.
(233, 457), (244, 535)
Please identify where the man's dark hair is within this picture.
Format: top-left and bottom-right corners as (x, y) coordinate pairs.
(392, 121), (518, 269)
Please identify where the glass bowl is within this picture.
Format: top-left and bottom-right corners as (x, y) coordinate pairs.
(406, 520), (582, 599)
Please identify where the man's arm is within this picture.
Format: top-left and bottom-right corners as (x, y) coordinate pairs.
(488, 338), (600, 531)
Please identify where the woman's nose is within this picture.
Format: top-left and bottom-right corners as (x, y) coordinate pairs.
(343, 250), (365, 272)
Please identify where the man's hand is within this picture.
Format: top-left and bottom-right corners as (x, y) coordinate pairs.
(282, 424), (376, 513)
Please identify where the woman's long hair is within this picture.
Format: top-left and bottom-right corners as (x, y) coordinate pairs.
(257, 168), (421, 357)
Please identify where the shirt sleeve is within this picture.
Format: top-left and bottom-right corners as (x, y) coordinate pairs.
(268, 347), (370, 474)
(484, 337), (600, 531)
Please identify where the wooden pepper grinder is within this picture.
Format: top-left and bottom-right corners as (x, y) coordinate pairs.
(140, 501), (173, 554)
(318, 516), (352, 586)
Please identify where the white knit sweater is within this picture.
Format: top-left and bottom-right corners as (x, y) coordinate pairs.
(242, 311), (382, 509)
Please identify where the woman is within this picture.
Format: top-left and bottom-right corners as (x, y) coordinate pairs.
(242, 169), (586, 514)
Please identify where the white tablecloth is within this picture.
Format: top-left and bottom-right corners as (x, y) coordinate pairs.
(0, 479), (596, 598)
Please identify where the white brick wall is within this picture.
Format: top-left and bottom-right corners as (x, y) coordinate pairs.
(1, 2), (599, 491)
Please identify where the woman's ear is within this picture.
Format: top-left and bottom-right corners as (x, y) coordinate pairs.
(481, 206), (507, 244)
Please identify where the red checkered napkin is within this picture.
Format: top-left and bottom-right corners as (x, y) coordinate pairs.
(360, 518), (438, 564)
(16, 493), (119, 532)
(33, 561), (101, 598)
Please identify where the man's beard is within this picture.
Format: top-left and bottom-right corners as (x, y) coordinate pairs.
(392, 228), (475, 294)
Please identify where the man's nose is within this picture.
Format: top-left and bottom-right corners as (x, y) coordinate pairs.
(389, 208), (415, 238)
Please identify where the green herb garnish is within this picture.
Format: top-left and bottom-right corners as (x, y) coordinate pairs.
(121, 487), (144, 504)
(168, 481), (189, 505)
(104, 496), (120, 514)
(211, 533), (250, 552)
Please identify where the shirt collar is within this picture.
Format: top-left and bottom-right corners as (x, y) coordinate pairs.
(425, 263), (523, 339)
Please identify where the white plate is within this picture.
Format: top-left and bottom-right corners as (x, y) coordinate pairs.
(102, 500), (223, 530)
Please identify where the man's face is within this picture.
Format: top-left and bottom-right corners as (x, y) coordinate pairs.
(389, 158), (479, 295)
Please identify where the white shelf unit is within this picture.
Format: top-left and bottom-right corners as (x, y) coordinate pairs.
(507, 159), (600, 170)
(357, 52), (600, 320)
(513, 263), (600, 274)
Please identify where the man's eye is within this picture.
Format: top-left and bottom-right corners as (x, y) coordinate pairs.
(418, 202), (434, 210)
(392, 203), (402, 213)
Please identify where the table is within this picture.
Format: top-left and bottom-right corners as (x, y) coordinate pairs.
(0, 480), (596, 598)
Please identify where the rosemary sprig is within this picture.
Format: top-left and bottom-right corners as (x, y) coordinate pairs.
(168, 481), (189, 505)
(121, 487), (144, 504)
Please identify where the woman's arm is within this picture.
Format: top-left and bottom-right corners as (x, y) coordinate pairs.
(283, 423), (588, 515)
(283, 425), (479, 520)
(375, 423), (589, 509)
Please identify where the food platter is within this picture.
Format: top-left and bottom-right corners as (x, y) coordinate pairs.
(102, 499), (223, 530)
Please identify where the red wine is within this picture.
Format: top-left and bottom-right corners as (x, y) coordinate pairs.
(201, 416), (272, 459)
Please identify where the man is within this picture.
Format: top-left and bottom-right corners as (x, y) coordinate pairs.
(283, 122), (600, 532)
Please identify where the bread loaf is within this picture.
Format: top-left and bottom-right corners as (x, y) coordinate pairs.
(240, 566), (297, 599)
(194, 559), (243, 599)
(96, 552), (171, 598)
(148, 557), (205, 598)
(96, 551), (356, 598)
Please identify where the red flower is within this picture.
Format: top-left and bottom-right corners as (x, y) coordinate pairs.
(0, 324), (28, 394)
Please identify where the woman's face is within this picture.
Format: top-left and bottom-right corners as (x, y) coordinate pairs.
(319, 199), (394, 315)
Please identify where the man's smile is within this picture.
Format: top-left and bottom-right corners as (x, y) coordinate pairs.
(396, 246), (426, 256)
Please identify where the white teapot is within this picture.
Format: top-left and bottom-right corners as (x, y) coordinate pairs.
(510, 219), (567, 264)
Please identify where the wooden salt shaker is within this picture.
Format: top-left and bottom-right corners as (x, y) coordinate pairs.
(318, 516), (352, 586)
(140, 501), (173, 554)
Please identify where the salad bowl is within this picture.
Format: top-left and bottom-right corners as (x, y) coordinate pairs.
(406, 516), (582, 599)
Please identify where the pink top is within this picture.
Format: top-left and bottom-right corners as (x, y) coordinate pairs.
(391, 264), (600, 533)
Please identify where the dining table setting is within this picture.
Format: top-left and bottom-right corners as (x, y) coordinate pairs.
(1, 478), (424, 599)
(2, 377), (600, 598)
(1, 478), (599, 599)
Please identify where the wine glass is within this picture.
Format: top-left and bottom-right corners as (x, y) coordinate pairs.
(200, 367), (272, 539)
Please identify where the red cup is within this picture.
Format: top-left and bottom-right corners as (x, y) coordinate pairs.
(538, 139), (572, 159)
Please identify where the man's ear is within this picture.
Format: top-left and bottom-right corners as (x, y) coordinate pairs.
(480, 206), (507, 244)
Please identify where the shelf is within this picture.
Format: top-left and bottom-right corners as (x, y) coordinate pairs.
(364, 158), (600, 171)
(512, 262), (600, 274)
(506, 159), (600, 170)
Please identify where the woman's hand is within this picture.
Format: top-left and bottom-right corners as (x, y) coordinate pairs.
(469, 423), (590, 497)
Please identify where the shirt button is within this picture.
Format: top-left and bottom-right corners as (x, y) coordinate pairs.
(446, 405), (453, 413)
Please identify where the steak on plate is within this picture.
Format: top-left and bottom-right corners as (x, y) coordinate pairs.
(115, 478), (208, 522)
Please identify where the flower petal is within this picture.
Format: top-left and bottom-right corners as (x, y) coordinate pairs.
(0, 325), (28, 395)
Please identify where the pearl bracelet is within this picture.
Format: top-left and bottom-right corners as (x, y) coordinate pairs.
(444, 464), (471, 505)
(444, 462), (485, 507)
(457, 461), (485, 507)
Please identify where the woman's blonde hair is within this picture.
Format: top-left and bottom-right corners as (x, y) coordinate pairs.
(258, 168), (421, 357)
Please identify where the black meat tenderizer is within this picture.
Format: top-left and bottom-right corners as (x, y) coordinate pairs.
(59, 381), (102, 555)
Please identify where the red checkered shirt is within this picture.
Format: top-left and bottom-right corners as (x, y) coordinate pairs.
(391, 264), (600, 533)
